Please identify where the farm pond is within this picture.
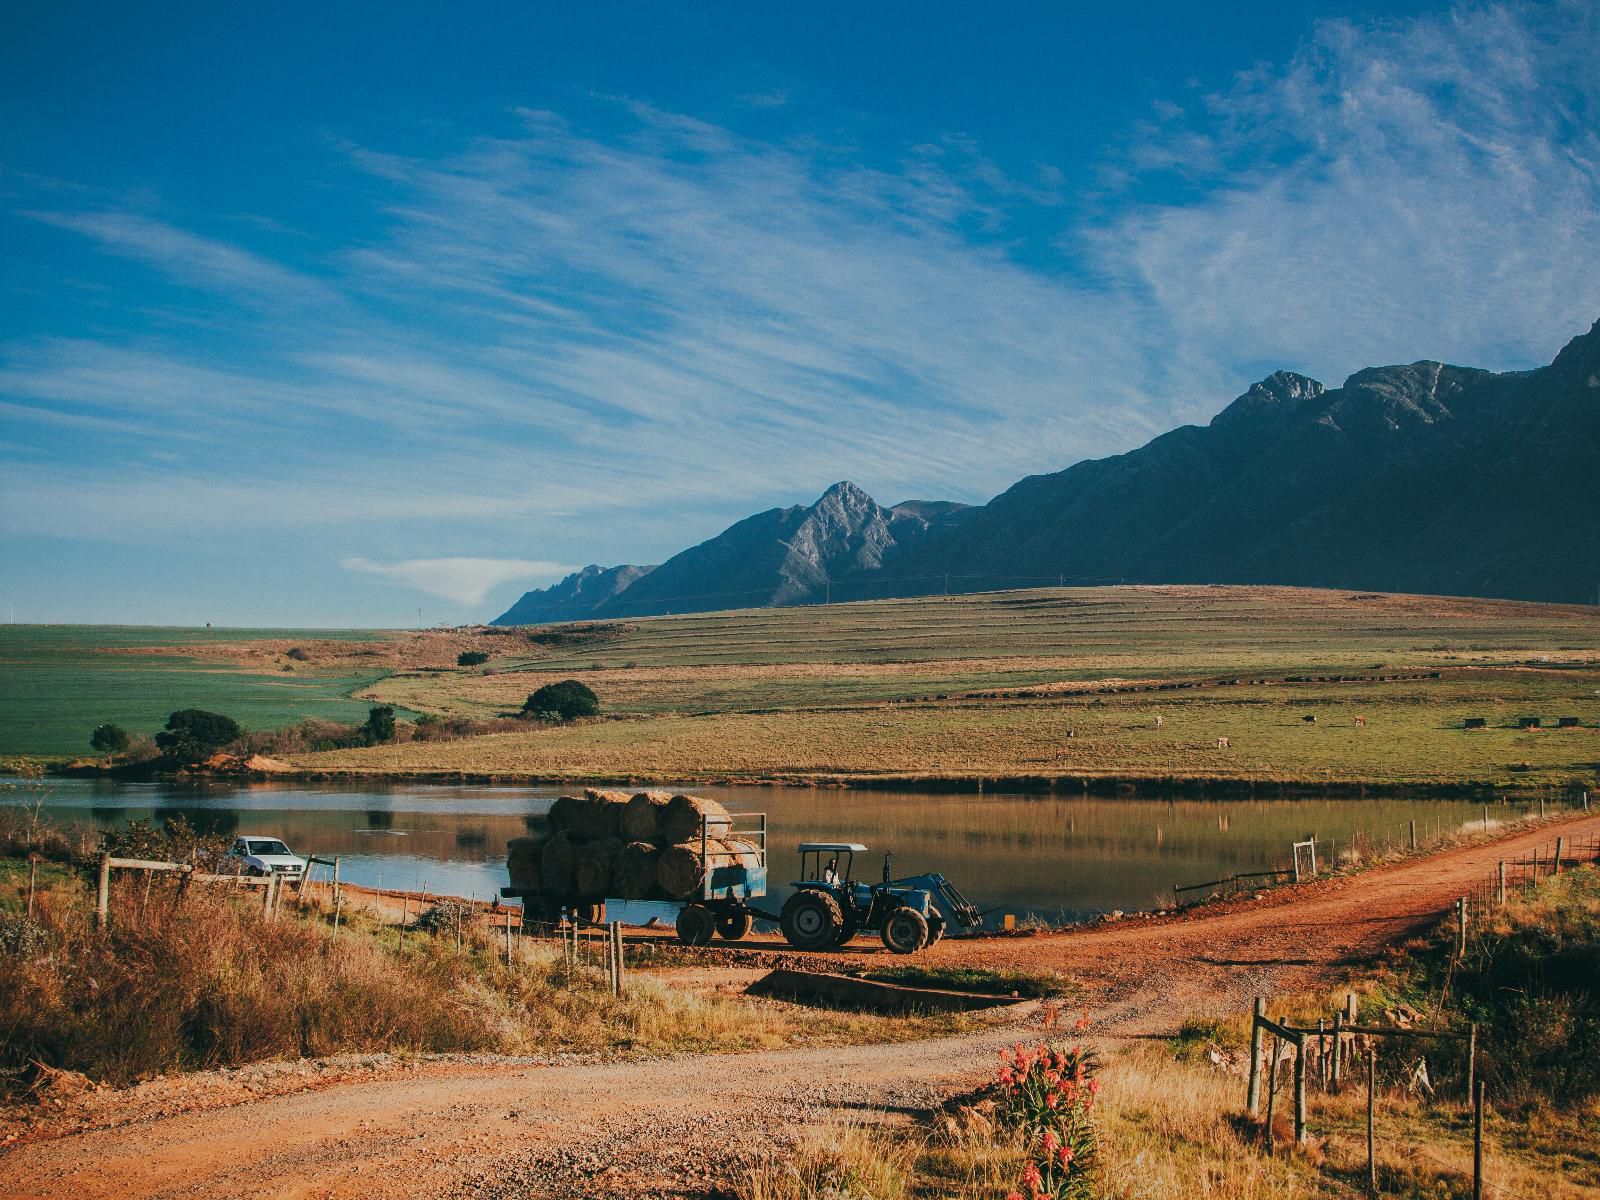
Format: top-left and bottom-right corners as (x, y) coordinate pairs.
(14, 776), (1519, 925)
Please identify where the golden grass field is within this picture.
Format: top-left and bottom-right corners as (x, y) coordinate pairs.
(277, 585), (1600, 791)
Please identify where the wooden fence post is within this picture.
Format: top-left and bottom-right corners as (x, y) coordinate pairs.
(96, 851), (111, 929)
(1367, 1048), (1378, 1195)
(1497, 862), (1506, 907)
(1456, 897), (1467, 956)
(1332, 1011), (1344, 1093)
(1293, 1033), (1308, 1146)
(505, 910), (513, 965)
(1473, 1078), (1485, 1200)
(1318, 1017), (1328, 1090)
(1247, 998), (1266, 1116)
(1409, 819), (1417, 851)
(27, 856), (38, 917)
(1264, 1035), (1280, 1154)
(1554, 836), (1565, 874)
(1467, 1023), (1477, 1096)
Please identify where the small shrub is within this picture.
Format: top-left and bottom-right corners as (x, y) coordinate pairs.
(522, 679), (599, 722)
(285, 647), (311, 661)
(0, 914), (48, 957)
(361, 705), (397, 745)
(457, 651), (489, 667)
(89, 723), (130, 754)
(413, 900), (475, 934)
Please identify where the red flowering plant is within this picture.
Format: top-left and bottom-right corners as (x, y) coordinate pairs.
(994, 1041), (1100, 1200)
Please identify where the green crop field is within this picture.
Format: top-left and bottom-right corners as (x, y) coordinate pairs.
(0, 625), (396, 756)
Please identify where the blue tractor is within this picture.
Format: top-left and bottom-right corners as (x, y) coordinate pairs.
(778, 842), (983, 953)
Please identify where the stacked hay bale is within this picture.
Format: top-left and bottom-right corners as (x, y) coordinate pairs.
(506, 790), (753, 902)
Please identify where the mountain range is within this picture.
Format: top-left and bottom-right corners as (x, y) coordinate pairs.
(494, 319), (1600, 624)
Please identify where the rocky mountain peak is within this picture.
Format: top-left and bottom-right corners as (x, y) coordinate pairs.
(1210, 371), (1324, 429)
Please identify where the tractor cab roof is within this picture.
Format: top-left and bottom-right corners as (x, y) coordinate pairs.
(797, 842), (867, 854)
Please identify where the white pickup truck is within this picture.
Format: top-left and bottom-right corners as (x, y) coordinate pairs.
(230, 835), (307, 878)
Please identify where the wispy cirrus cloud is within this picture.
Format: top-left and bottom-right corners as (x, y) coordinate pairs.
(3, 0), (1598, 623)
(22, 210), (338, 305)
(340, 557), (574, 605)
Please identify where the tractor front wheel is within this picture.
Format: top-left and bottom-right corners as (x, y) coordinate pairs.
(676, 904), (716, 946)
(925, 915), (945, 948)
(714, 908), (754, 941)
(781, 891), (844, 951)
(881, 906), (929, 954)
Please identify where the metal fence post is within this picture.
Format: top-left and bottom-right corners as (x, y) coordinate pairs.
(1473, 1079), (1485, 1200)
(1367, 1048), (1378, 1194)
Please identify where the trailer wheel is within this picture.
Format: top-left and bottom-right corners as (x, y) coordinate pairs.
(571, 901), (605, 925)
(714, 909), (753, 941)
(881, 906), (929, 954)
(676, 904), (715, 946)
(781, 891), (844, 951)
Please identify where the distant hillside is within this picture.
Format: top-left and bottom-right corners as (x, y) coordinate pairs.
(493, 319), (1600, 623)
(493, 563), (656, 626)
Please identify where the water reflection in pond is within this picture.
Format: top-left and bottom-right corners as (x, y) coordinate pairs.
(18, 776), (1514, 925)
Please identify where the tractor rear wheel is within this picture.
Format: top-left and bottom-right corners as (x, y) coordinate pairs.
(781, 890), (844, 951)
(714, 908), (754, 941)
(881, 906), (929, 954)
(834, 910), (861, 946)
(676, 903), (715, 946)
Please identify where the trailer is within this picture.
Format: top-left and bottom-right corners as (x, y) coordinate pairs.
(501, 810), (771, 943)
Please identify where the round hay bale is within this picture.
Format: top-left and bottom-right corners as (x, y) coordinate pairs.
(659, 794), (732, 845)
(622, 791), (672, 842)
(655, 843), (705, 900)
(617, 841), (660, 900)
(578, 789), (631, 839)
(506, 836), (544, 892)
(540, 831), (576, 896)
(706, 836), (761, 872)
(546, 795), (585, 835)
(573, 838), (622, 897)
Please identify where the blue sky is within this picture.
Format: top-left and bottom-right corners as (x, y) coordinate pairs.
(3, 1), (1598, 626)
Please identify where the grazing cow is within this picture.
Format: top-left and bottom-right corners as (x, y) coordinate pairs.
(1217, 736), (1231, 749)
(1154, 715), (1164, 728)
(1354, 716), (1367, 727)
(1302, 714), (1317, 723)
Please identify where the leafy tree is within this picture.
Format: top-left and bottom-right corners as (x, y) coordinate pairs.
(362, 705), (397, 744)
(90, 723), (130, 754)
(457, 651), (489, 667)
(522, 679), (600, 722)
(154, 709), (243, 761)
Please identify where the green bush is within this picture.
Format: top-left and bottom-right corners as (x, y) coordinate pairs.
(361, 705), (397, 744)
(154, 709), (242, 761)
(457, 651), (489, 667)
(89, 723), (130, 754)
(522, 679), (600, 722)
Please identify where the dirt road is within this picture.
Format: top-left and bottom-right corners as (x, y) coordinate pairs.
(6, 812), (1595, 1200)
